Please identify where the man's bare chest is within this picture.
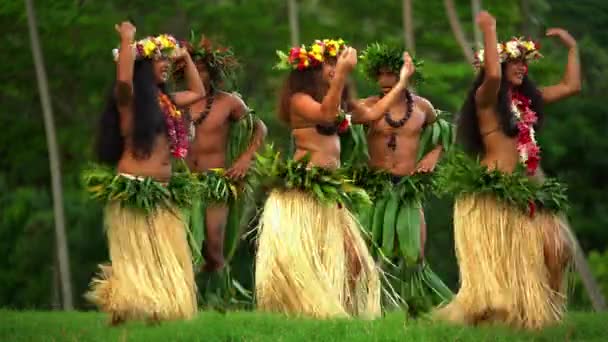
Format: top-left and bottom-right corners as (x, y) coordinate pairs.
(369, 109), (426, 137)
(191, 100), (232, 133)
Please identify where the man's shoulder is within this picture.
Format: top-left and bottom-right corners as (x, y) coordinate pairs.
(215, 90), (235, 101)
(212, 91), (242, 108)
(362, 95), (380, 106)
(412, 94), (433, 111)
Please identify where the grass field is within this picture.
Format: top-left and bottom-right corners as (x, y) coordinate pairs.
(1, 310), (607, 341)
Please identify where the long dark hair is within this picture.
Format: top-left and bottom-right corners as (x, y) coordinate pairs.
(277, 66), (326, 124)
(95, 59), (167, 164)
(457, 63), (544, 156)
(277, 66), (354, 124)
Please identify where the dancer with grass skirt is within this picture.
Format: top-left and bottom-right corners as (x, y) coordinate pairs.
(253, 39), (381, 319)
(434, 11), (580, 330)
(176, 33), (267, 305)
(346, 42), (454, 316)
(83, 21), (205, 325)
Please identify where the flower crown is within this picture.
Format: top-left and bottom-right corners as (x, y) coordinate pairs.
(312, 38), (347, 58)
(474, 37), (542, 68)
(274, 38), (347, 71)
(360, 42), (424, 84)
(112, 34), (179, 61)
(177, 32), (239, 83)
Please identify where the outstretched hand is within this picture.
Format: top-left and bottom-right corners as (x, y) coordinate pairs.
(546, 28), (577, 49)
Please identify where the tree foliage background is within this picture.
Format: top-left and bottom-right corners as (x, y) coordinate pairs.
(1, 0), (607, 309)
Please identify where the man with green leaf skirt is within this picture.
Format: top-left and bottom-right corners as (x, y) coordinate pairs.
(348, 42), (454, 316)
(176, 33), (267, 305)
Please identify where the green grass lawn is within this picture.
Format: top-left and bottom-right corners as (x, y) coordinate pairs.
(1, 310), (606, 341)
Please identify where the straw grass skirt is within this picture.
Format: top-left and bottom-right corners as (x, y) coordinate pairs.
(86, 203), (197, 321)
(435, 193), (572, 330)
(255, 189), (381, 319)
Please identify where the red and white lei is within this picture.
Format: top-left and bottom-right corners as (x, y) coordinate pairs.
(158, 92), (189, 159)
(511, 91), (540, 175)
(337, 111), (352, 134)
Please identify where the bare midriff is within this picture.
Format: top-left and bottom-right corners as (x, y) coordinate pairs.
(117, 135), (172, 182)
(292, 127), (340, 170)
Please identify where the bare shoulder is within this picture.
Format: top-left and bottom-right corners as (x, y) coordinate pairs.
(290, 92), (315, 107)
(216, 91), (250, 120)
(413, 95), (434, 112)
(289, 92), (323, 121)
(362, 95), (380, 107)
(213, 90), (231, 103)
(223, 91), (247, 109)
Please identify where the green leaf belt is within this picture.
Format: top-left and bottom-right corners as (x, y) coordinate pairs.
(345, 165), (433, 204)
(82, 164), (248, 213)
(434, 152), (568, 214)
(252, 146), (371, 208)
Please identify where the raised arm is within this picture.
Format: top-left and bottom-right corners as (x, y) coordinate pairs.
(475, 11), (501, 109)
(172, 49), (206, 107)
(540, 28), (582, 104)
(114, 21), (136, 107)
(291, 47), (357, 124)
(352, 52), (415, 124)
(321, 47), (357, 120)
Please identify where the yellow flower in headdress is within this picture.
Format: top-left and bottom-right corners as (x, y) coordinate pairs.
(309, 43), (324, 62)
(473, 37), (542, 69)
(112, 34), (180, 61)
(157, 35), (171, 48)
(322, 38), (346, 57)
(143, 40), (157, 57)
(311, 43), (323, 55)
(522, 40), (535, 51)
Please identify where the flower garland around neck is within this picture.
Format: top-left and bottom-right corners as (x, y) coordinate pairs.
(158, 92), (188, 159)
(511, 91), (540, 175)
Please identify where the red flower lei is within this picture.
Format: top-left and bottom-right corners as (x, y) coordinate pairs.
(336, 111), (352, 134)
(511, 91), (540, 175)
(158, 92), (188, 159)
